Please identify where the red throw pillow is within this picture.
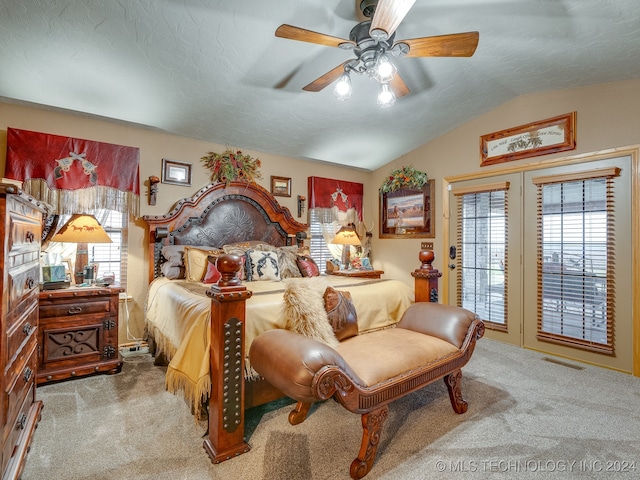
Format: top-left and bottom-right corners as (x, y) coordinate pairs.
(203, 255), (222, 284)
(296, 255), (319, 277)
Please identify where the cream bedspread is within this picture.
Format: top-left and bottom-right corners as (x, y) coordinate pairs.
(145, 276), (414, 412)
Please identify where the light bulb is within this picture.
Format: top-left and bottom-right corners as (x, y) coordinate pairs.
(377, 83), (396, 107)
(333, 73), (352, 101)
(375, 55), (396, 84)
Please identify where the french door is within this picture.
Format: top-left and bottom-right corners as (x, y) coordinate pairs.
(448, 173), (522, 346)
(448, 154), (633, 371)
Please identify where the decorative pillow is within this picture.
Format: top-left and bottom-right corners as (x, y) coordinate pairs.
(184, 246), (224, 282)
(222, 241), (272, 254)
(283, 279), (339, 348)
(247, 250), (280, 281)
(252, 242), (277, 252)
(161, 245), (186, 267)
(161, 244), (219, 267)
(323, 287), (358, 341)
(160, 262), (185, 280)
(202, 255), (222, 284)
(276, 245), (302, 279)
(296, 255), (320, 277)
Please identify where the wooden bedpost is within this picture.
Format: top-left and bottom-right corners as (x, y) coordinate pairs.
(203, 255), (253, 463)
(411, 250), (442, 303)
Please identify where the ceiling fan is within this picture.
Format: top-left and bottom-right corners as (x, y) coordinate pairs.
(275, 0), (479, 106)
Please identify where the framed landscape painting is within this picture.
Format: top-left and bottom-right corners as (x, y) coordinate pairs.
(379, 179), (435, 238)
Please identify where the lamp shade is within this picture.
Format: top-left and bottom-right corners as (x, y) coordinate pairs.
(51, 214), (112, 243)
(331, 225), (361, 246)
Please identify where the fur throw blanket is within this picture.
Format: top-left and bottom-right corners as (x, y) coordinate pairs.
(282, 278), (340, 348)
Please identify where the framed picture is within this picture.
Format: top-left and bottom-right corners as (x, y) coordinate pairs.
(379, 179), (435, 239)
(270, 175), (291, 197)
(161, 159), (192, 186)
(480, 112), (576, 167)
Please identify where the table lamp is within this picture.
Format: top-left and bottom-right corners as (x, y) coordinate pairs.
(331, 224), (361, 270)
(50, 214), (112, 284)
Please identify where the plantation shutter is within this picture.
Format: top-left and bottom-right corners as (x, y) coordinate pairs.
(532, 167), (618, 354)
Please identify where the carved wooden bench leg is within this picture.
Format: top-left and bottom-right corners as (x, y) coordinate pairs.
(288, 401), (312, 425)
(444, 369), (468, 414)
(349, 404), (389, 480)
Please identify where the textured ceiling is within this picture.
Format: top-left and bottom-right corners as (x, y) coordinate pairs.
(1, 0), (639, 171)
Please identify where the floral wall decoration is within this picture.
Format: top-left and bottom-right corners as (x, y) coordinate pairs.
(201, 148), (262, 186)
(379, 165), (434, 238)
(379, 165), (428, 193)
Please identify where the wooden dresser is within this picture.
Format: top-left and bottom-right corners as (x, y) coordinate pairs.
(37, 285), (123, 384)
(0, 185), (45, 480)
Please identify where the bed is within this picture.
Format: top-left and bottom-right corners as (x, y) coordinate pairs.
(142, 180), (438, 464)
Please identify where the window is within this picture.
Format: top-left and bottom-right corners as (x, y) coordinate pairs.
(91, 210), (128, 285)
(533, 167), (618, 354)
(455, 183), (509, 329)
(308, 209), (336, 270)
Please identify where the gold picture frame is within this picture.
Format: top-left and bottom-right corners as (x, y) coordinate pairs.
(379, 179), (435, 239)
(270, 176), (291, 197)
(480, 112), (576, 167)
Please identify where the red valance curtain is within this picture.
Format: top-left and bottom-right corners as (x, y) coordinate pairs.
(5, 128), (140, 217)
(308, 176), (365, 262)
(308, 176), (363, 225)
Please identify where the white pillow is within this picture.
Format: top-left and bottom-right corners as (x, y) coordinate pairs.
(247, 250), (280, 281)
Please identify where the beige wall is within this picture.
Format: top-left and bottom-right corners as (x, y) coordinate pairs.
(0, 102), (372, 343)
(370, 78), (640, 288)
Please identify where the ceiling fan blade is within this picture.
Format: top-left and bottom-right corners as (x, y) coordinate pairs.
(369, 0), (416, 41)
(303, 62), (350, 92)
(275, 24), (354, 49)
(390, 73), (410, 98)
(396, 32), (480, 58)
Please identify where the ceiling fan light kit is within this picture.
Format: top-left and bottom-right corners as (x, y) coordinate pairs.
(373, 55), (397, 83)
(275, 0), (479, 107)
(334, 73), (353, 100)
(377, 83), (396, 107)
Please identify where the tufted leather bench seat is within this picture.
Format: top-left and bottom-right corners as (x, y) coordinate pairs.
(249, 302), (484, 479)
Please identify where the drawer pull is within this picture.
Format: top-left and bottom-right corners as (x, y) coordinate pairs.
(25, 277), (36, 289)
(26, 231), (35, 243)
(16, 413), (27, 430)
(68, 306), (83, 315)
(23, 367), (33, 383)
(23, 322), (33, 335)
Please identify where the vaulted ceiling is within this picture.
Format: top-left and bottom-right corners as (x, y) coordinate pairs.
(1, 1), (639, 171)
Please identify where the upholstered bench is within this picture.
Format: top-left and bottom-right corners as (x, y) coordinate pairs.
(249, 302), (484, 479)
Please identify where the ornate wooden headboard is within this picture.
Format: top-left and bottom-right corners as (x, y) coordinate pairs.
(142, 181), (307, 282)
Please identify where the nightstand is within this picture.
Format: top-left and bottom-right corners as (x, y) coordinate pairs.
(328, 269), (384, 279)
(37, 285), (124, 384)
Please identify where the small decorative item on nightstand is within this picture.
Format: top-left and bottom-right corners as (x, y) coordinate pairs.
(326, 260), (339, 273)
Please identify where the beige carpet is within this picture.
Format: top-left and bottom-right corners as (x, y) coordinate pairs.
(23, 339), (640, 479)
